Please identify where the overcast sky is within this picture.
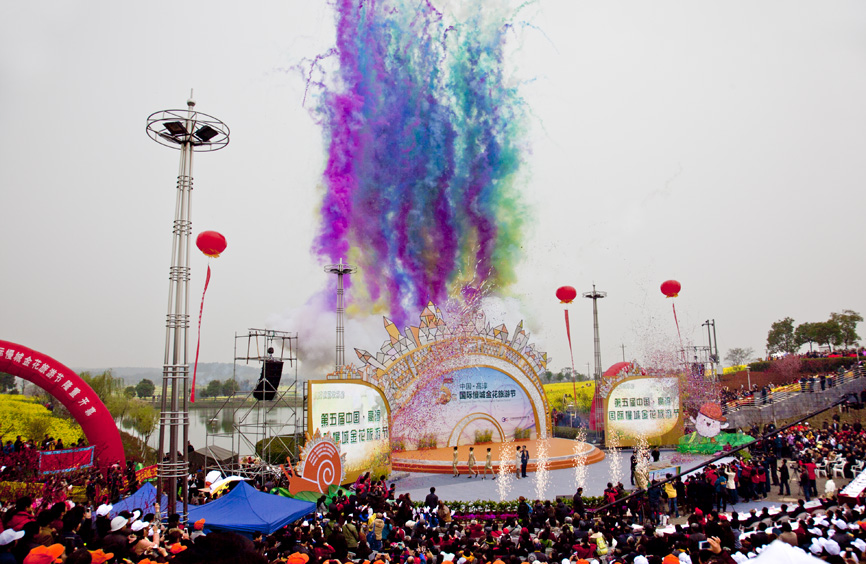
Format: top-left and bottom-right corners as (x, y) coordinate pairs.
(2, 1), (865, 377)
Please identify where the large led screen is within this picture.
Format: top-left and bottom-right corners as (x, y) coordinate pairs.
(308, 380), (391, 484)
(604, 376), (682, 446)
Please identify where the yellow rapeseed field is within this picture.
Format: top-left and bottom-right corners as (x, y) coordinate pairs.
(0, 394), (85, 446)
(543, 381), (595, 411)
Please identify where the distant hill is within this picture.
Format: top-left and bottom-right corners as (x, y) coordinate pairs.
(72, 363), (261, 385)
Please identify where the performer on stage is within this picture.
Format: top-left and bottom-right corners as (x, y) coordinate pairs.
(515, 446), (522, 479)
(452, 446), (459, 477)
(482, 447), (495, 480)
(467, 447), (478, 478)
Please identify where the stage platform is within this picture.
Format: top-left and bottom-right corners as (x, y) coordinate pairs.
(391, 438), (604, 474)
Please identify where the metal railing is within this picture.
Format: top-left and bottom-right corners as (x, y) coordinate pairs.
(722, 363), (863, 415)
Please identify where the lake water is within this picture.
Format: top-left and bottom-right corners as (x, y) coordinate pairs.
(121, 405), (300, 458)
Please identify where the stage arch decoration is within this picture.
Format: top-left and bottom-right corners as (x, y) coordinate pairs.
(0, 340), (126, 470)
(354, 302), (551, 449)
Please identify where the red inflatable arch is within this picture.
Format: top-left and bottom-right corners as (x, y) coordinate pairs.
(0, 340), (126, 471)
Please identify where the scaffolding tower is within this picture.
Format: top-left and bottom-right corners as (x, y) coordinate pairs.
(202, 329), (305, 485)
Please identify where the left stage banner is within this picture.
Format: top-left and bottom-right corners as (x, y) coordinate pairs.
(39, 446), (95, 475)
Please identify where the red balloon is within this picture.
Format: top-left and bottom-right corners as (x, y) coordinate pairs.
(196, 231), (227, 258)
(556, 286), (577, 304)
(660, 280), (681, 298)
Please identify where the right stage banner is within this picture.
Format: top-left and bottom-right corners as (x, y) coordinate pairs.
(603, 375), (683, 447)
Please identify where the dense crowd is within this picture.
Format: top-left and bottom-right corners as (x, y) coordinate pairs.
(2, 415), (866, 564)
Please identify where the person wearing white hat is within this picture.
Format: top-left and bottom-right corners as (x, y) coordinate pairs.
(824, 538), (842, 556)
(95, 504), (112, 517)
(0, 529), (25, 548)
(102, 516), (130, 562)
(109, 516), (128, 533)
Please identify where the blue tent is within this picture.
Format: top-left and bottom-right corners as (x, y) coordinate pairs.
(109, 482), (183, 518)
(187, 481), (315, 535)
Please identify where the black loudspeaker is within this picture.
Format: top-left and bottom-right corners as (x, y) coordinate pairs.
(253, 360), (283, 401)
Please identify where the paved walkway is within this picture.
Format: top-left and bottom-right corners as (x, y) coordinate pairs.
(392, 449), (855, 514)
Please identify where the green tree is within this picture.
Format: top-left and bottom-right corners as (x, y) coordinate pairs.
(127, 402), (159, 461)
(79, 370), (124, 398)
(222, 379), (239, 397)
(813, 320), (842, 351)
(135, 379), (156, 399)
(0, 372), (17, 394)
(767, 317), (798, 354)
(123, 386), (136, 398)
(724, 347), (754, 367)
(829, 310), (862, 348)
(795, 322), (820, 352)
(203, 380), (223, 398)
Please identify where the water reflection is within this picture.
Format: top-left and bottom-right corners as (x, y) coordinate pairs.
(137, 406), (298, 457)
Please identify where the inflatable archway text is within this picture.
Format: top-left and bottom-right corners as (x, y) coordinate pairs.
(0, 340), (125, 471)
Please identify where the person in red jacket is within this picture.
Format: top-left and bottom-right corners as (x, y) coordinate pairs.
(5, 497), (35, 532)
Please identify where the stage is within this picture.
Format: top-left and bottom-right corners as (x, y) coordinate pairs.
(391, 438), (604, 474)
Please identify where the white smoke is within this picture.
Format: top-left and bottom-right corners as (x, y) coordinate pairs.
(265, 291), (387, 377)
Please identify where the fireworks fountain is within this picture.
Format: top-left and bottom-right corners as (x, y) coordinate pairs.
(634, 433), (650, 488)
(572, 427), (588, 491)
(534, 438), (550, 501)
(496, 435), (515, 501)
(607, 429), (623, 485)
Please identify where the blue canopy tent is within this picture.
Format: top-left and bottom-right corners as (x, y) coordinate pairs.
(187, 481), (316, 535)
(109, 482), (183, 518)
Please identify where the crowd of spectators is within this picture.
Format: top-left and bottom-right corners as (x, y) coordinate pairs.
(2, 422), (866, 564)
(2, 411), (866, 564)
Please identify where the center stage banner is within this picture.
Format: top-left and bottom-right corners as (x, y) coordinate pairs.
(393, 366), (537, 448)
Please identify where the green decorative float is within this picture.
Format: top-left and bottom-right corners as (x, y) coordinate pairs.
(677, 402), (753, 454)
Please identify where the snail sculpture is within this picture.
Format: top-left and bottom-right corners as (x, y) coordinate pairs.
(289, 433), (346, 495)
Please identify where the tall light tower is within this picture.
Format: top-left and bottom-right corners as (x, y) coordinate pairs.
(583, 284), (607, 430)
(583, 284), (607, 381)
(324, 260), (357, 371)
(146, 95), (229, 522)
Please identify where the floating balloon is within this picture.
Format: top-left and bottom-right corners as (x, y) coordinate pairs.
(660, 280), (681, 298)
(191, 230), (227, 402)
(660, 279), (686, 363)
(196, 230), (227, 258)
(556, 285), (579, 423)
(556, 286), (577, 304)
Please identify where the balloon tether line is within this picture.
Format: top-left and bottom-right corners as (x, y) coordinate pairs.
(190, 261), (212, 403)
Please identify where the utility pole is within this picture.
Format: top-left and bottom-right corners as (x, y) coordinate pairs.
(702, 319), (719, 381)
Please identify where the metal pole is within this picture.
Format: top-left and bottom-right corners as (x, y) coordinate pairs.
(146, 97), (229, 524)
(712, 319), (719, 362)
(583, 285), (607, 429)
(324, 260), (357, 372)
